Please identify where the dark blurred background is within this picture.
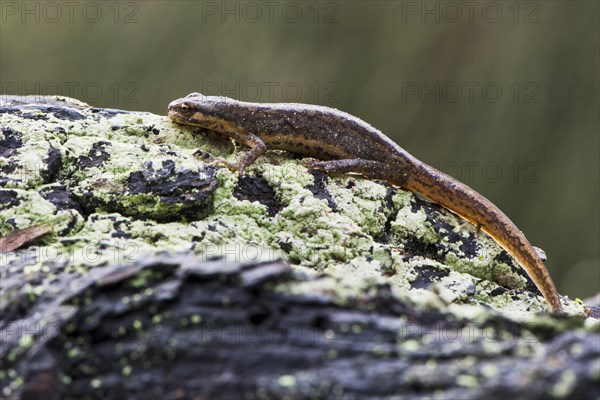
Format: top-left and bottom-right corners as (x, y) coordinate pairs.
(1, 1), (598, 299)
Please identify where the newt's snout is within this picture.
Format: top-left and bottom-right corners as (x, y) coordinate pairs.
(168, 98), (195, 124)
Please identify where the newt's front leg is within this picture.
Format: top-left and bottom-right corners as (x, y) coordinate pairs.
(220, 132), (267, 175)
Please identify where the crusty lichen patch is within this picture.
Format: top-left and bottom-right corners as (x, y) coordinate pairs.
(0, 96), (587, 319)
(1, 96), (597, 400)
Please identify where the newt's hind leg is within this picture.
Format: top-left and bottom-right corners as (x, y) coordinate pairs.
(301, 159), (407, 187)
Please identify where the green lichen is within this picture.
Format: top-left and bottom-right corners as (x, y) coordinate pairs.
(277, 374), (296, 388)
(1, 95), (590, 374)
(551, 370), (577, 398)
(90, 378), (102, 389)
(59, 374), (72, 385)
(20, 334), (33, 350)
(0, 190), (63, 236)
(122, 365), (132, 377)
(456, 374), (479, 388)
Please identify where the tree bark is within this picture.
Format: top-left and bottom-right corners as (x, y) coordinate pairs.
(1, 96), (597, 399)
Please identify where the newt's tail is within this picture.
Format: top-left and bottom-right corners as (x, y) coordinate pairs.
(404, 162), (563, 313)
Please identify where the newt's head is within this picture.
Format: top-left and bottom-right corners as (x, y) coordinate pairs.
(167, 93), (242, 134)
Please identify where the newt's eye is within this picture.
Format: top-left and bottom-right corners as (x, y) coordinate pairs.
(179, 105), (189, 112)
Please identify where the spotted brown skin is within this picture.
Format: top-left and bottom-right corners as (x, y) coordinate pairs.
(168, 93), (563, 313)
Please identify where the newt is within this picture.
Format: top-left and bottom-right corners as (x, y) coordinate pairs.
(168, 93), (563, 313)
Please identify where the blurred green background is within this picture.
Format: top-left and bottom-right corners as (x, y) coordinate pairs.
(1, 1), (598, 299)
